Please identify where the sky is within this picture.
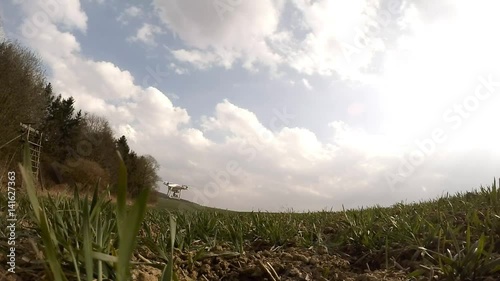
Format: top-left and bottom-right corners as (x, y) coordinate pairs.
(1, 0), (499, 211)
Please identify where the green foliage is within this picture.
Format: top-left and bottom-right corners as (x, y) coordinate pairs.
(41, 93), (83, 162)
(160, 215), (178, 281)
(114, 135), (160, 197)
(115, 136), (130, 164)
(0, 40), (160, 200)
(4, 157), (500, 281)
(19, 145), (67, 281)
(17, 146), (155, 281)
(115, 152), (151, 281)
(0, 40), (49, 170)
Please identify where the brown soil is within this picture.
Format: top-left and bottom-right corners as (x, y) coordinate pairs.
(0, 241), (410, 281)
(131, 244), (409, 281)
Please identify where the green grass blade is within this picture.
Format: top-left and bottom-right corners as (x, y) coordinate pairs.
(116, 151), (127, 239)
(116, 187), (150, 281)
(160, 215), (177, 281)
(83, 199), (94, 281)
(19, 148), (68, 281)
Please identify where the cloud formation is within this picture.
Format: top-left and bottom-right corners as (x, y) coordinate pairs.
(7, 0), (500, 211)
(117, 6), (142, 25)
(128, 23), (163, 46)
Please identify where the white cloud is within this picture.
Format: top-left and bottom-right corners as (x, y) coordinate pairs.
(150, 0), (475, 83)
(170, 49), (226, 69)
(13, 0), (500, 211)
(124, 6), (141, 17)
(302, 78), (312, 90)
(151, 0), (400, 79)
(153, 0), (283, 71)
(18, 12), (498, 209)
(374, 0), (500, 145)
(17, 8), (187, 140)
(87, 0), (105, 4)
(168, 63), (188, 75)
(116, 124), (137, 142)
(20, 0), (88, 32)
(133, 87), (190, 135)
(128, 23), (163, 46)
(277, 0), (380, 78)
(0, 12), (6, 41)
(117, 6), (142, 25)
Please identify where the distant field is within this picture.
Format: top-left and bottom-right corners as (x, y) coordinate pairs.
(154, 192), (230, 212)
(2, 169), (500, 280)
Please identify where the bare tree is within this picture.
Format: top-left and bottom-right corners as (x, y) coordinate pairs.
(80, 113), (120, 183)
(0, 40), (49, 175)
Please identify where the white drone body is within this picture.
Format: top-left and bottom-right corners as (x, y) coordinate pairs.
(163, 181), (189, 199)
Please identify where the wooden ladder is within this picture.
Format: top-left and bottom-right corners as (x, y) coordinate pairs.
(20, 123), (43, 179)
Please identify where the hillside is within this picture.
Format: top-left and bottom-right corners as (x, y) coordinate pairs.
(154, 192), (231, 212)
(2, 171), (500, 280)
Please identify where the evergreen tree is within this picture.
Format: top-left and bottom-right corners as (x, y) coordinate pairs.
(41, 94), (83, 162)
(116, 135), (130, 163)
(114, 136), (160, 196)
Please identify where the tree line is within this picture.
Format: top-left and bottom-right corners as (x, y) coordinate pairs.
(0, 40), (161, 197)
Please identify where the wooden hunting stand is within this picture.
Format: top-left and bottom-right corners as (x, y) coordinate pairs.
(0, 123), (43, 184)
(20, 122), (43, 179)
